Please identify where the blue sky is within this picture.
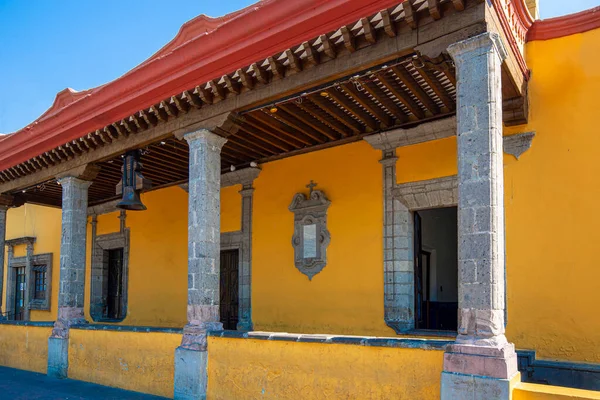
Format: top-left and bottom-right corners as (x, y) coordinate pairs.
(0, 0), (597, 134)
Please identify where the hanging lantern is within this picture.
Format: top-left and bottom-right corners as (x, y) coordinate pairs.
(116, 150), (152, 211)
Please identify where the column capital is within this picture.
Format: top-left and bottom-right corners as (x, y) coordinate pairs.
(183, 129), (228, 150)
(447, 32), (508, 63)
(174, 112), (240, 141)
(56, 164), (100, 183)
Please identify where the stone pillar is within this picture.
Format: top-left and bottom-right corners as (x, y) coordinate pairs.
(380, 150), (414, 333)
(442, 33), (518, 399)
(48, 175), (93, 379)
(0, 204), (8, 311)
(237, 183), (254, 331)
(174, 129), (227, 400)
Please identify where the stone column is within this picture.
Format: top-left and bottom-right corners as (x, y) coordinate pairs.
(174, 129), (227, 400)
(0, 204), (8, 311)
(48, 175), (93, 379)
(442, 33), (518, 399)
(237, 183), (254, 331)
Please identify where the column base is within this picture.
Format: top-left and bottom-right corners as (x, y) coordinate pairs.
(47, 337), (69, 379)
(443, 342), (518, 379)
(174, 346), (209, 400)
(236, 320), (253, 331)
(441, 371), (521, 400)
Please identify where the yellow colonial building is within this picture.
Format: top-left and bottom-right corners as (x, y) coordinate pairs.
(0, 0), (598, 399)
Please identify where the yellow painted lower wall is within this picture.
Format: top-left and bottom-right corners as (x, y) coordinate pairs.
(207, 337), (444, 400)
(68, 329), (181, 398)
(513, 383), (600, 400)
(0, 324), (51, 373)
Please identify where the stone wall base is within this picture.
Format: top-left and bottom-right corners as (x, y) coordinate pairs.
(47, 337), (69, 379)
(174, 346), (209, 400)
(441, 371), (521, 400)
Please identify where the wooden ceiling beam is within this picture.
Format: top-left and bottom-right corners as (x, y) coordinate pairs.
(361, 18), (376, 44)
(308, 95), (364, 135)
(340, 26), (356, 53)
(358, 79), (408, 124)
(271, 107), (328, 143)
(237, 68), (255, 90)
(380, 10), (396, 37)
(235, 129), (283, 155)
(279, 103), (339, 141)
(376, 71), (425, 119)
(303, 41), (320, 66)
(415, 66), (455, 111)
(267, 56), (285, 79)
(402, 1), (417, 29)
(452, 0), (465, 11)
(196, 85), (214, 105)
(325, 88), (378, 131)
(239, 117), (298, 151)
(427, 0), (442, 20)
(172, 95), (190, 113)
(209, 80), (225, 100)
(391, 65), (441, 115)
(252, 111), (313, 147)
(182, 90), (202, 109)
(286, 49), (302, 73)
(319, 35), (336, 59)
(340, 82), (393, 128)
(227, 137), (271, 159)
(294, 100), (351, 138)
(223, 75), (241, 95)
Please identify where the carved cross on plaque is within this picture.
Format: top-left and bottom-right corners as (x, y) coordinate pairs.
(306, 180), (317, 194)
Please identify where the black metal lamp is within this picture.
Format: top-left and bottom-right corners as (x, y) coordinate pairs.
(116, 150), (152, 211)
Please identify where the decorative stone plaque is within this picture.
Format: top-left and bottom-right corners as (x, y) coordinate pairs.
(289, 181), (331, 280)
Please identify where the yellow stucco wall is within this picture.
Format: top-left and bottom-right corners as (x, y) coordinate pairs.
(513, 383), (600, 400)
(68, 329), (181, 398)
(503, 28), (600, 363)
(207, 336), (443, 400)
(252, 140), (393, 335)
(396, 137), (457, 184)
(3, 204), (61, 321)
(0, 324), (51, 373)
(83, 184), (241, 328)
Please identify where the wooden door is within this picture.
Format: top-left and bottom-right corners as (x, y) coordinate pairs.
(220, 250), (239, 330)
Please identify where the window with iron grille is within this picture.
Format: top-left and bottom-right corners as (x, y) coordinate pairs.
(33, 267), (47, 300)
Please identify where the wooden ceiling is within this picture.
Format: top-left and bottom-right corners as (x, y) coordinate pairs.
(15, 53), (456, 207)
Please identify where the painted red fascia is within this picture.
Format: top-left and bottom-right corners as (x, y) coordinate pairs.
(527, 6), (600, 41)
(0, 0), (403, 172)
(489, 0), (533, 80)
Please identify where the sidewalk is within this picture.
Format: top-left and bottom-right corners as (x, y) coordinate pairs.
(0, 366), (168, 400)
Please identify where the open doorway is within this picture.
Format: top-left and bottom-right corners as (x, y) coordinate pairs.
(414, 207), (458, 331)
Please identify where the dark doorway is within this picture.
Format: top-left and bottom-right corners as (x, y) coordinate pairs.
(220, 249), (239, 330)
(13, 267), (25, 320)
(106, 248), (125, 320)
(414, 207), (458, 331)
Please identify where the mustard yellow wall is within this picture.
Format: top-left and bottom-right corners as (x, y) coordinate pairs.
(252, 140), (394, 335)
(83, 184), (241, 328)
(68, 329), (181, 397)
(0, 324), (51, 373)
(513, 383), (600, 400)
(3, 204), (61, 321)
(503, 28), (600, 363)
(396, 137), (457, 184)
(207, 337), (443, 400)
